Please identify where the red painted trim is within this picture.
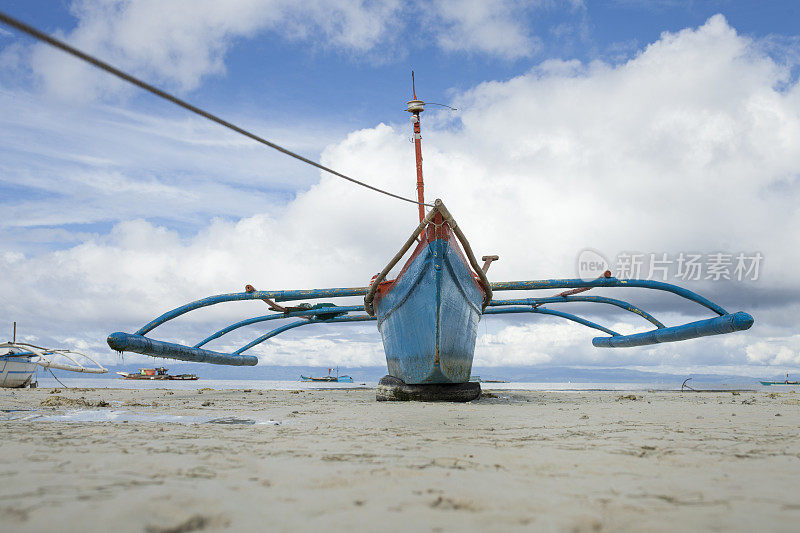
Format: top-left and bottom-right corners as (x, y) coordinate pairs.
(373, 220), (486, 305)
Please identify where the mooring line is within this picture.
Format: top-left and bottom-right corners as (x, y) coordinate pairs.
(0, 11), (433, 208)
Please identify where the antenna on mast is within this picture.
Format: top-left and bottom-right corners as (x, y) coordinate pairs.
(407, 70), (425, 222)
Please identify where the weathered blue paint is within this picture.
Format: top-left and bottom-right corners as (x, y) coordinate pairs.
(135, 287), (367, 336)
(490, 278), (728, 316)
(592, 311), (754, 348)
(235, 315), (375, 354)
(489, 296), (665, 328)
(483, 306), (620, 337)
(107, 332), (258, 366)
(194, 305), (365, 348)
(375, 238), (483, 384)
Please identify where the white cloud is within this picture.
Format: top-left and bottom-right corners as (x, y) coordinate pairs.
(0, 87), (348, 233)
(430, 0), (541, 59)
(17, 0), (589, 101)
(2, 15), (800, 372)
(746, 337), (800, 366)
(29, 0), (404, 100)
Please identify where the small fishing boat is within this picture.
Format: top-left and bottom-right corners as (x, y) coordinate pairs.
(469, 377), (509, 383)
(1, 349), (39, 388)
(117, 367), (198, 380)
(760, 374), (799, 386)
(1, 323), (108, 388)
(300, 375), (353, 383)
(300, 368), (353, 383)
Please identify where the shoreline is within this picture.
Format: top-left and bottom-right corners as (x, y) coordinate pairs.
(26, 375), (779, 393)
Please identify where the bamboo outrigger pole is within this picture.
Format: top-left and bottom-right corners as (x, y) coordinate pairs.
(407, 71), (426, 222)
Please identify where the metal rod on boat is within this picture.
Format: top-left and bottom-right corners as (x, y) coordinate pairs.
(408, 71), (426, 223)
(12, 321), (15, 343)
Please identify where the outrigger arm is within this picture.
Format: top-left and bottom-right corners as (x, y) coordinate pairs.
(105, 203), (751, 365)
(0, 342), (108, 374)
(487, 274), (753, 347)
(106, 272), (752, 365)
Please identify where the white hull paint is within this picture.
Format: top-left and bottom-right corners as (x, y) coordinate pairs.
(0, 354), (38, 388)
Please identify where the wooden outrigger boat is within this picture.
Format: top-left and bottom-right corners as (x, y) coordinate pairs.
(105, 86), (753, 386)
(1, 323), (108, 388)
(0, 13), (754, 392)
(300, 368), (353, 383)
(116, 367), (198, 380)
(760, 374), (799, 386)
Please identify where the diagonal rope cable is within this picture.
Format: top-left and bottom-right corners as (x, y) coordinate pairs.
(0, 10), (432, 208)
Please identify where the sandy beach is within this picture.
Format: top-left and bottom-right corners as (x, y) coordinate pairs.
(1, 387), (799, 532)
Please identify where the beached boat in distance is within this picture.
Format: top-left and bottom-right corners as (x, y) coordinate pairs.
(1, 349), (39, 388)
(300, 369), (353, 383)
(760, 373), (799, 386)
(117, 367), (198, 380)
(1, 322), (108, 388)
(469, 376), (509, 383)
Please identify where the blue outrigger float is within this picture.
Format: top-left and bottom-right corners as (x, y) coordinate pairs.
(107, 87), (754, 388)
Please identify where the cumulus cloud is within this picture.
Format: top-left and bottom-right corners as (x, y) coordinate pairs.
(16, 0), (587, 101)
(28, 0), (404, 100)
(2, 15), (800, 373)
(429, 0), (542, 59)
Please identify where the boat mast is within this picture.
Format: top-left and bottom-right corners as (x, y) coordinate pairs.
(407, 72), (426, 223)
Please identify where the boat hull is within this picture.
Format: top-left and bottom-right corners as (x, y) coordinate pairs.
(1, 353), (37, 388)
(374, 226), (484, 384)
(116, 371), (198, 380)
(300, 375), (353, 383)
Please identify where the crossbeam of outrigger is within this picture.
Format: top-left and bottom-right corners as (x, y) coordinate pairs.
(107, 260), (753, 366)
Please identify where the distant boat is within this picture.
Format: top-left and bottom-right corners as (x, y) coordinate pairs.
(1, 323), (107, 388)
(761, 373), (799, 386)
(1, 349), (38, 388)
(301, 368), (353, 383)
(117, 367), (198, 380)
(469, 376), (508, 383)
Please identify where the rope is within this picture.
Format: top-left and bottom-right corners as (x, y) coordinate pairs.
(0, 11), (433, 208)
(48, 367), (69, 388)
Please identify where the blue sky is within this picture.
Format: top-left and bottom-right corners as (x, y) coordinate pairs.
(4, 1), (798, 126)
(1, 1), (799, 375)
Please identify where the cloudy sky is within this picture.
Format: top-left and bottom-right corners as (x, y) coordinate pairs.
(1, 0), (798, 376)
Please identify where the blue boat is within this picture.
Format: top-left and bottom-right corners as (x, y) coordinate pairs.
(100, 80), (753, 384)
(373, 216), (484, 384)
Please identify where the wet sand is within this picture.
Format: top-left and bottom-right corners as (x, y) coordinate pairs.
(1, 387), (799, 532)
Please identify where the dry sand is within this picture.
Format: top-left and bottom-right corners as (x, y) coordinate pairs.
(1, 387), (799, 532)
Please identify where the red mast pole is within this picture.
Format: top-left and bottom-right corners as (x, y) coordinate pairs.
(407, 72), (426, 223)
